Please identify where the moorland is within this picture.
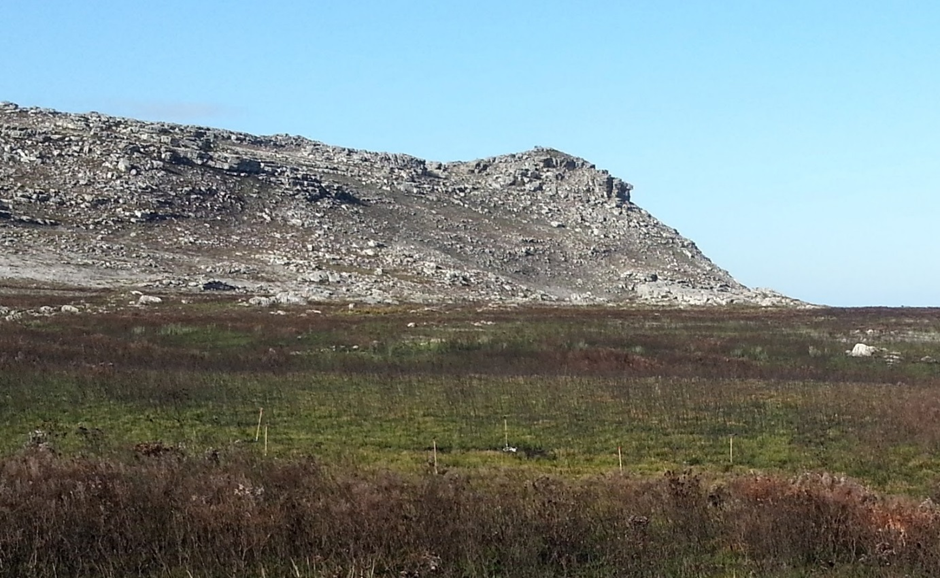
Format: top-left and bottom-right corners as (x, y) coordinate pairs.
(1, 292), (940, 577)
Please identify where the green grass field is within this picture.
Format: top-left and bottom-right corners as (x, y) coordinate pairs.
(4, 300), (939, 490)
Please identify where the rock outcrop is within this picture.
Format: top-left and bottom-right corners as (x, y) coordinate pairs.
(0, 101), (802, 306)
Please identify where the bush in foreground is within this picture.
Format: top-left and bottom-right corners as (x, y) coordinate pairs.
(1, 450), (939, 577)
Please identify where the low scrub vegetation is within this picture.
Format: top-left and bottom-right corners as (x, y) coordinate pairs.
(3, 451), (940, 577)
(1, 297), (939, 575)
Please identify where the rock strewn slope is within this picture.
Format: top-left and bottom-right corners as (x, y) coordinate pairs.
(0, 102), (798, 306)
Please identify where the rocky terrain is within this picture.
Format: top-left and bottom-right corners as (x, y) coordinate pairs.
(0, 102), (801, 307)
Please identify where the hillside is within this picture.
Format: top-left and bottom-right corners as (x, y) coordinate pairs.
(0, 102), (798, 306)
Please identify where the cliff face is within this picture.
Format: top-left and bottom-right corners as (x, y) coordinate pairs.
(0, 102), (797, 306)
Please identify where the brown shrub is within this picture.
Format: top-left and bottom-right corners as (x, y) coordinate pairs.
(6, 450), (940, 577)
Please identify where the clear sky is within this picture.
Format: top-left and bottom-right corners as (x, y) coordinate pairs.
(2, 1), (937, 306)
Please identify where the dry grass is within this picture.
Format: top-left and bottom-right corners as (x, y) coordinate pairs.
(1, 450), (939, 577)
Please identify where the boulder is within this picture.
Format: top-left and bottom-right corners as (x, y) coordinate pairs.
(848, 343), (876, 357)
(202, 280), (238, 291)
(274, 291), (307, 306)
(307, 270), (330, 284)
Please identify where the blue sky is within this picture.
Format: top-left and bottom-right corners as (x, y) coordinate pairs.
(2, 1), (937, 306)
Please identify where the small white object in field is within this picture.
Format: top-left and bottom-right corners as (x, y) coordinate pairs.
(847, 343), (876, 357)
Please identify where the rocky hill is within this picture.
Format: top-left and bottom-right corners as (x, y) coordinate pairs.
(0, 102), (798, 306)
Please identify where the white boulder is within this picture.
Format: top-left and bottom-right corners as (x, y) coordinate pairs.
(848, 343), (876, 357)
(274, 291), (307, 306)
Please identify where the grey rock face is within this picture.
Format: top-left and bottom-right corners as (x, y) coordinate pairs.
(0, 103), (805, 307)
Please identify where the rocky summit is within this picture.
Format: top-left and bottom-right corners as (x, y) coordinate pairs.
(0, 102), (799, 306)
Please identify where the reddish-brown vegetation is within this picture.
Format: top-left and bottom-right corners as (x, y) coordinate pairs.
(1, 451), (939, 577)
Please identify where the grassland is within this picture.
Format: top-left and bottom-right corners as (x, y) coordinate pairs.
(1, 295), (940, 576)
